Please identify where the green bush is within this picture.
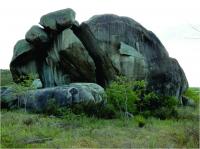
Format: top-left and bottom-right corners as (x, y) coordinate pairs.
(71, 101), (116, 119)
(106, 76), (138, 114)
(132, 80), (146, 97)
(106, 76), (179, 119)
(10, 74), (36, 95)
(42, 100), (116, 119)
(135, 92), (178, 119)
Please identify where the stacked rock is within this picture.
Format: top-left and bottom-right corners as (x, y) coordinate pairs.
(10, 8), (188, 99)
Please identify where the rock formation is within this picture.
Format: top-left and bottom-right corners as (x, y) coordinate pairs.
(10, 8), (188, 99)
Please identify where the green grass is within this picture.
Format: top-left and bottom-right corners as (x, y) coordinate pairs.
(184, 87), (200, 104)
(1, 107), (199, 148)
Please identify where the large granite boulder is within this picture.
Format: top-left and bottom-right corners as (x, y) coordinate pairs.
(9, 9), (188, 99)
(82, 14), (188, 98)
(0, 83), (104, 112)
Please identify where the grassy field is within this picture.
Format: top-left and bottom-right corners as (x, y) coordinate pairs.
(1, 69), (200, 148)
(1, 107), (199, 148)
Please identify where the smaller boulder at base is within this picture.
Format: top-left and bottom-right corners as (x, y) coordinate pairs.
(0, 83), (105, 112)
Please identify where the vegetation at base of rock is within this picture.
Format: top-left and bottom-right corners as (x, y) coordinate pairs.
(1, 70), (199, 148)
(42, 100), (116, 119)
(25, 76), (179, 119)
(71, 101), (116, 119)
(1, 71), (199, 119)
(106, 76), (179, 119)
(105, 76), (138, 114)
(136, 94), (178, 119)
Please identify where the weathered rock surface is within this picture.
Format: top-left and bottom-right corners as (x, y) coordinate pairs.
(25, 25), (49, 45)
(116, 42), (147, 80)
(72, 22), (118, 86)
(147, 58), (188, 98)
(10, 39), (38, 82)
(39, 28), (96, 87)
(48, 29), (96, 82)
(9, 9), (188, 99)
(0, 86), (17, 108)
(11, 39), (34, 63)
(83, 14), (188, 98)
(39, 8), (76, 31)
(1, 83), (104, 112)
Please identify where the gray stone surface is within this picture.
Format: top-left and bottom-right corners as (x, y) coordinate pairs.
(0, 87), (17, 108)
(114, 42), (147, 80)
(70, 83), (105, 102)
(25, 25), (49, 45)
(147, 58), (188, 99)
(39, 8), (76, 31)
(72, 22), (117, 87)
(11, 39), (34, 64)
(85, 14), (169, 60)
(84, 14), (188, 98)
(40, 28), (96, 87)
(10, 39), (38, 82)
(0, 83), (104, 112)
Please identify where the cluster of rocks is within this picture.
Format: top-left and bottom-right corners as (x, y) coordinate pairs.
(2, 8), (189, 111)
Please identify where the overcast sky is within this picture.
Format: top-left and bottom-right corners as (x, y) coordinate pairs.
(0, 0), (199, 87)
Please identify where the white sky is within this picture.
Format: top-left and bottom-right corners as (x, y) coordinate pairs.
(0, 0), (200, 87)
